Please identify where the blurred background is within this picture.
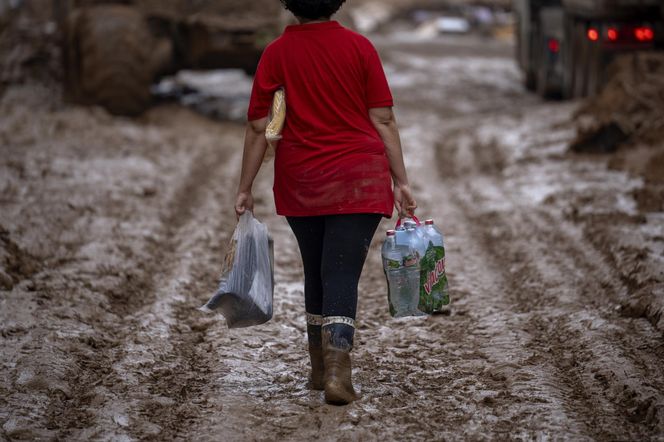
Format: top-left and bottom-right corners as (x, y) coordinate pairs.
(1, 0), (662, 143)
(1, 1), (664, 440)
(1, 0), (662, 119)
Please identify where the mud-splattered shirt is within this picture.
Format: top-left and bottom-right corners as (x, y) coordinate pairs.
(248, 20), (394, 218)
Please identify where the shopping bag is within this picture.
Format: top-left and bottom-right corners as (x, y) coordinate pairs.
(200, 211), (274, 328)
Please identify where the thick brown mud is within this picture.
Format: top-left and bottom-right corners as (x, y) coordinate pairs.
(1, 33), (663, 441)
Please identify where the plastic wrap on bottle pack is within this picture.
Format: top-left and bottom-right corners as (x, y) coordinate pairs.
(200, 212), (274, 328)
(382, 216), (450, 317)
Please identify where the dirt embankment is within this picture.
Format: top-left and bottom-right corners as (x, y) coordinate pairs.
(572, 52), (664, 213)
(568, 52), (664, 330)
(573, 52), (664, 149)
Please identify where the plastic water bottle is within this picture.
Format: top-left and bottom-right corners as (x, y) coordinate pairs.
(420, 219), (450, 310)
(388, 224), (425, 317)
(382, 230), (422, 317)
(404, 220), (427, 257)
(423, 219), (444, 247)
(382, 230), (404, 316)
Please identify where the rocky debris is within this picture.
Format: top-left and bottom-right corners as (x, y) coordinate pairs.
(135, 0), (284, 22)
(0, 225), (41, 291)
(0, 5), (61, 95)
(570, 52), (664, 214)
(152, 69), (251, 122)
(621, 285), (664, 334)
(0, 268), (12, 290)
(571, 52), (664, 153)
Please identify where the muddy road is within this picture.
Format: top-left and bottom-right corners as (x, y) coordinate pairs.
(1, 31), (664, 441)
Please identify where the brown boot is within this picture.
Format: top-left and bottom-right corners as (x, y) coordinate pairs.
(322, 318), (358, 405)
(306, 313), (324, 390)
(309, 344), (325, 390)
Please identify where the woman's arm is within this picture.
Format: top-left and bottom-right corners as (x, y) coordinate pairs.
(369, 106), (417, 217)
(235, 117), (269, 217)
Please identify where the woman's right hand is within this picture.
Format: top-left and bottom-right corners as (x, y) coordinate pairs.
(394, 183), (417, 218)
(235, 191), (254, 218)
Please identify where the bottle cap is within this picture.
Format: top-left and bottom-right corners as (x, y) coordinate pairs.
(425, 219), (434, 225)
(386, 230), (396, 236)
(403, 220), (417, 229)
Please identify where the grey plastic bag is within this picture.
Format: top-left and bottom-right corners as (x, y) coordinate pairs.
(200, 211), (274, 328)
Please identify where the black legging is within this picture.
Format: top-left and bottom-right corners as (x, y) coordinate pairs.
(287, 214), (382, 320)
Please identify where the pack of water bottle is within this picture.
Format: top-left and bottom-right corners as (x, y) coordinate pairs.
(381, 216), (449, 317)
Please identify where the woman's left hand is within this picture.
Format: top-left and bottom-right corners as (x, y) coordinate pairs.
(235, 191), (254, 218)
(394, 183), (417, 218)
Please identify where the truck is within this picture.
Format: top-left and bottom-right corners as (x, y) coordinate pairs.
(56, 0), (288, 116)
(514, 0), (664, 99)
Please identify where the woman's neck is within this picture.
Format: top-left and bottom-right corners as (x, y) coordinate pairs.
(297, 17), (331, 24)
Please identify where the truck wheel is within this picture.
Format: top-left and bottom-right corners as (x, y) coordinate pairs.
(572, 21), (588, 98)
(525, 25), (540, 92)
(525, 69), (537, 91)
(536, 53), (551, 99)
(561, 15), (575, 99)
(586, 38), (602, 96)
(64, 5), (169, 116)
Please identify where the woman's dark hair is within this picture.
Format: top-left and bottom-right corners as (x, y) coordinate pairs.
(280, 0), (346, 19)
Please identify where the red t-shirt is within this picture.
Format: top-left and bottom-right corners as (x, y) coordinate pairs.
(247, 21), (394, 218)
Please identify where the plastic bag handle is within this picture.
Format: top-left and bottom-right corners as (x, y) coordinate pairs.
(395, 215), (420, 228)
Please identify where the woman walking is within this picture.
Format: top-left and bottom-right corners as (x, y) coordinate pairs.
(235, 0), (416, 405)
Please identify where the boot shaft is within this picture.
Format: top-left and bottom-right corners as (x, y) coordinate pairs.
(321, 318), (355, 351)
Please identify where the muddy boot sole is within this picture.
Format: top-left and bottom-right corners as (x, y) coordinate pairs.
(324, 379), (358, 405)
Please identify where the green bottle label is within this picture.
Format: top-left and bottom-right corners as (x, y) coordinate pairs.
(418, 242), (449, 313)
(386, 258), (401, 269)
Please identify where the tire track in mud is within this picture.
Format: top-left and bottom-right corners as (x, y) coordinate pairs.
(461, 203), (664, 438)
(393, 114), (592, 437)
(436, 121), (664, 439)
(45, 128), (242, 439)
(104, 142), (230, 318)
(113, 144), (243, 440)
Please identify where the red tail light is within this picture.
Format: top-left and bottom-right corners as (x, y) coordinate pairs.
(548, 38), (560, 53)
(587, 28), (599, 41)
(635, 27), (654, 42)
(607, 28), (618, 41)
